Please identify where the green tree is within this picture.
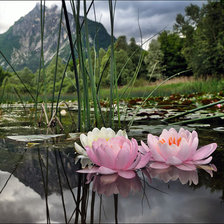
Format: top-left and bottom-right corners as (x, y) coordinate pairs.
(115, 36), (128, 51)
(174, 1), (224, 77)
(115, 49), (134, 85)
(158, 31), (188, 77)
(127, 37), (147, 78)
(44, 56), (66, 94)
(100, 47), (134, 86)
(0, 66), (10, 86)
(144, 39), (165, 81)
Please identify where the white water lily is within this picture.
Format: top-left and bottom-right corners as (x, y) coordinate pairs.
(74, 127), (128, 168)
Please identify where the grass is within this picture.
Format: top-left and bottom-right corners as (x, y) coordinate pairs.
(1, 76), (223, 104)
(99, 76), (224, 99)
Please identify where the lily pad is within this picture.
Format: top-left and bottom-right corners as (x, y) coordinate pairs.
(213, 127), (224, 132)
(7, 134), (65, 142)
(187, 124), (211, 128)
(130, 124), (195, 137)
(67, 133), (80, 140)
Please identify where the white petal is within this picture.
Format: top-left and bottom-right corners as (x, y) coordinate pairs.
(74, 142), (88, 156)
(116, 130), (128, 138)
(80, 133), (88, 147)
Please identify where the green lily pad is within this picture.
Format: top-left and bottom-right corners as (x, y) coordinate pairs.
(213, 127), (224, 132)
(7, 134), (65, 142)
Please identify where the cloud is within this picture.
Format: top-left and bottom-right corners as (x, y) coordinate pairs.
(0, 0), (205, 45)
(70, 0), (205, 48)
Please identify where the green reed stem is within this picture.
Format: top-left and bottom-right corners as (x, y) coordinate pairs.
(119, 51), (145, 99)
(84, 0), (100, 127)
(90, 191), (95, 224)
(41, 0), (47, 111)
(96, 55), (110, 94)
(109, 0), (115, 128)
(0, 148), (27, 194)
(114, 194), (118, 224)
(62, 0), (82, 131)
(0, 77), (8, 103)
(56, 55), (71, 114)
(54, 150), (68, 223)
(56, 1), (93, 118)
(71, 0), (90, 130)
(75, 174), (82, 223)
(128, 69), (192, 129)
(13, 87), (26, 111)
(163, 99), (224, 122)
(171, 114), (224, 125)
(51, 7), (63, 117)
(37, 147), (50, 223)
(0, 51), (34, 101)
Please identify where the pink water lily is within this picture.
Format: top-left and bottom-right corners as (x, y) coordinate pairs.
(74, 127), (127, 168)
(140, 128), (217, 171)
(77, 136), (151, 179)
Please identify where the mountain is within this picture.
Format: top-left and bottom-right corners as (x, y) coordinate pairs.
(0, 4), (112, 72)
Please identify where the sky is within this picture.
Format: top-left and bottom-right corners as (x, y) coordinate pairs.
(0, 1), (205, 49)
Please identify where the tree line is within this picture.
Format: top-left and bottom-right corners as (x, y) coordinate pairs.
(0, 0), (223, 97)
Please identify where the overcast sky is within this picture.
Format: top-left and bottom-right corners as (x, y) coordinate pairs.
(0, 1), (205, 49)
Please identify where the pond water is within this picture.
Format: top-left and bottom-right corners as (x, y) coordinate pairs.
(0, 105), (224, 223)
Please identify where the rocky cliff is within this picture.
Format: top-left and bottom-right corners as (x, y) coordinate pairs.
(0, 4), (112, 72)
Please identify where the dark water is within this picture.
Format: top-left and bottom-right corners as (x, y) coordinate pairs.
(0, 107), (224, 223)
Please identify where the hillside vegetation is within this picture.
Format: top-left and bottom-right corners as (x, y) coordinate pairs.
(0, 1), (223, 103)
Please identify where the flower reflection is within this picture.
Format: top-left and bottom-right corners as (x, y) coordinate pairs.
(84, 163), (217, 197)
(147, 164), (217, 185)
(87, 173), (142, 197)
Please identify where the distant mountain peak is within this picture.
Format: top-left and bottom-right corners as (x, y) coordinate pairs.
(0, 4), (112, 72)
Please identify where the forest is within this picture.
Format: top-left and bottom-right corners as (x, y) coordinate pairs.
(0, 1), (223, 101)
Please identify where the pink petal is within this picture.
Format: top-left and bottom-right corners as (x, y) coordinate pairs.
(176, 163), (196, 171)
(135, 153), (151, 169)
(100, 174), (118, 184)
(188, 137), (199, 159)
(115, 142), (133, 170)
(160, 143), (174, 159)
(98, 166), (116, 175)
(166, 156), (182, 165)
(150, 146), (165, 162)
(192, 143), (217, 161)
(86, 146), (100, 165)
(140, 140), (150, 154)
(176, 138), (191, 161)
(118, 170), (136, 179)
(150, 162), (170, 169)
(147, 134), (159, 149)
(160, 129), (171, 141)
(131, 138), (139, 150)
(193, 156), (212, 165)
(128, 153), (141, 170)
(169, 128), (178, 139)
(77, 166), (99, 173)
(93, 144), (115, 168)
